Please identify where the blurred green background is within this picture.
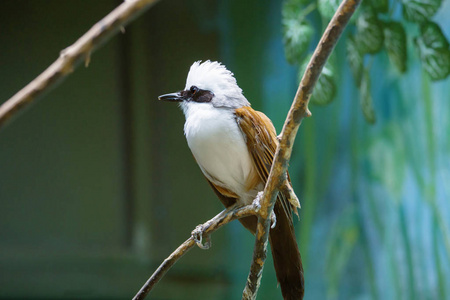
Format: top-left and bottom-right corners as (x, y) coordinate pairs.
(0, 0), (449, 299)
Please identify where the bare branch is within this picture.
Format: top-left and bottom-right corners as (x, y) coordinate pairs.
(3, 0), (361, 298)
(242, 0), (362, 298)
(132, 204), (258, 300)
(0, 0), (159, 130)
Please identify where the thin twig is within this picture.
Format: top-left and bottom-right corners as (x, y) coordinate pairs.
(242, 0), (362, 299)
(132, 204), (258, 300)
(0, 0), (159, 130)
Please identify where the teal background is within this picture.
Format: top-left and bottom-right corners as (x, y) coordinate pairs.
(0, 0), (449, 299)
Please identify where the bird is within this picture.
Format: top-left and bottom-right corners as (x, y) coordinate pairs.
(158, 60), (304, 300)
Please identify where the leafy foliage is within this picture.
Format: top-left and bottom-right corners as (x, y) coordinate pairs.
(366, 0), (389, 14)
(300, 55), (337, 105)
(346, 34), (364, 86)
(384, 21), (408, 73)
(356, 6), (384, 54)
(282, 0), (314, 64)
(415, 21), (450, 80)
(360, 71), (376, 124)
(278, 2), (450, 299)
(282, 0), (449, 123)
(318, 0), (341, 20)
(420, 20), (449, 48)
(402, 0), (442, 23)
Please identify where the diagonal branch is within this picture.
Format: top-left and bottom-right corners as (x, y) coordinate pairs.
(2, 0), (361, 299)
(0, 0), (159, 130)
(242, 0), (362, 299)
(132, 203), (259, 300)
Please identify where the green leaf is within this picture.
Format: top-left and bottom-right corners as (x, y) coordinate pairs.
(318, 0), (360, 23)
(310, 66), (337, 106)
(346, 34), (364, 86)
(365, 0), (389, 14)
(384, 21), (408, 73)
(416, 21), (450, 80)
(356, 7), (384, 54)
(420, 21), (449, 49)
(283, 0), (312, 9)
(360, 71), (376, 124)
(318, 0), (341, 20)
(300, 54), (337, 105)
(418, 47), (450, 80)
(282, 2), (314, 64)
(402, 0), (442, 23)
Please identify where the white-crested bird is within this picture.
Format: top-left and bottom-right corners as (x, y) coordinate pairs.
(159, 60), (304, 300)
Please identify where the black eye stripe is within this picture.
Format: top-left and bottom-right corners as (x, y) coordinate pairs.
(193, 90), (214, 103)
(180, 88), (213, 103)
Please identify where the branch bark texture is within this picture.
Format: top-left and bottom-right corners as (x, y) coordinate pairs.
(0, 0), (159, 129)
(242, 0), (362, 299)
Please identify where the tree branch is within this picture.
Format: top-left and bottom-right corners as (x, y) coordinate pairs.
(132, 204), (259, 300)
(242, 0), (362, 299)
(0, 0), (159, 130)
(3, 0), (361, 298)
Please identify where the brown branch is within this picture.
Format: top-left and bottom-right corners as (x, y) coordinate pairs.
(242, 0), (362, 299)
(132, 204), (258, 300)
(3, 0), (360, 298)
(0, 0), (159, 130)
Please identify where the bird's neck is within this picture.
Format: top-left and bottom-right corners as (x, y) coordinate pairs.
(182, 102), (233, 134)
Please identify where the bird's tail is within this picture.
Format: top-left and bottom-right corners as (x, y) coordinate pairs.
(269, 200), (304, 300)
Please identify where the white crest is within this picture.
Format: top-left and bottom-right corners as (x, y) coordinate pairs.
(184, 60), (250, 109)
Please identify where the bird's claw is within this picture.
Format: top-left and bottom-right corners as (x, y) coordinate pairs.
(253, 192), (277, 228)
(270, 211), (277, 229)
(252, 191), (264, 211)
(191, 224), (211, 250)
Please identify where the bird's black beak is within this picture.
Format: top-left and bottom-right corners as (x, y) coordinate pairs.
(158, 92), (184, 102)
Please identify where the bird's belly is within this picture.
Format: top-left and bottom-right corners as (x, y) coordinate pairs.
(184, 107), (256, 203)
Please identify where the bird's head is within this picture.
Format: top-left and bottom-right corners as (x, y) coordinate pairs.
(158, 60), (250, 113)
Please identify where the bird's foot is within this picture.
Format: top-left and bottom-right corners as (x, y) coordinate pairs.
(270, 210), (277, 229)
(252, 191), (264, 211)
(252, 191), (277, 228)
(191, 224), (211, 250)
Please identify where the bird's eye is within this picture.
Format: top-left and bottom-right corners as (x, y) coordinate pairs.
(190, 86), (199, 94)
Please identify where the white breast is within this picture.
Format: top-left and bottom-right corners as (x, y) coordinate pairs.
(182, 102), (256, 203)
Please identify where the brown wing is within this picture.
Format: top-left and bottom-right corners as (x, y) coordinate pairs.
(234, 106), (296, 219)
(235, 106), (304, 298)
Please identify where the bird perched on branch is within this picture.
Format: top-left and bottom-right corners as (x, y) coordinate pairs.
(159, 60), (304, 300)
